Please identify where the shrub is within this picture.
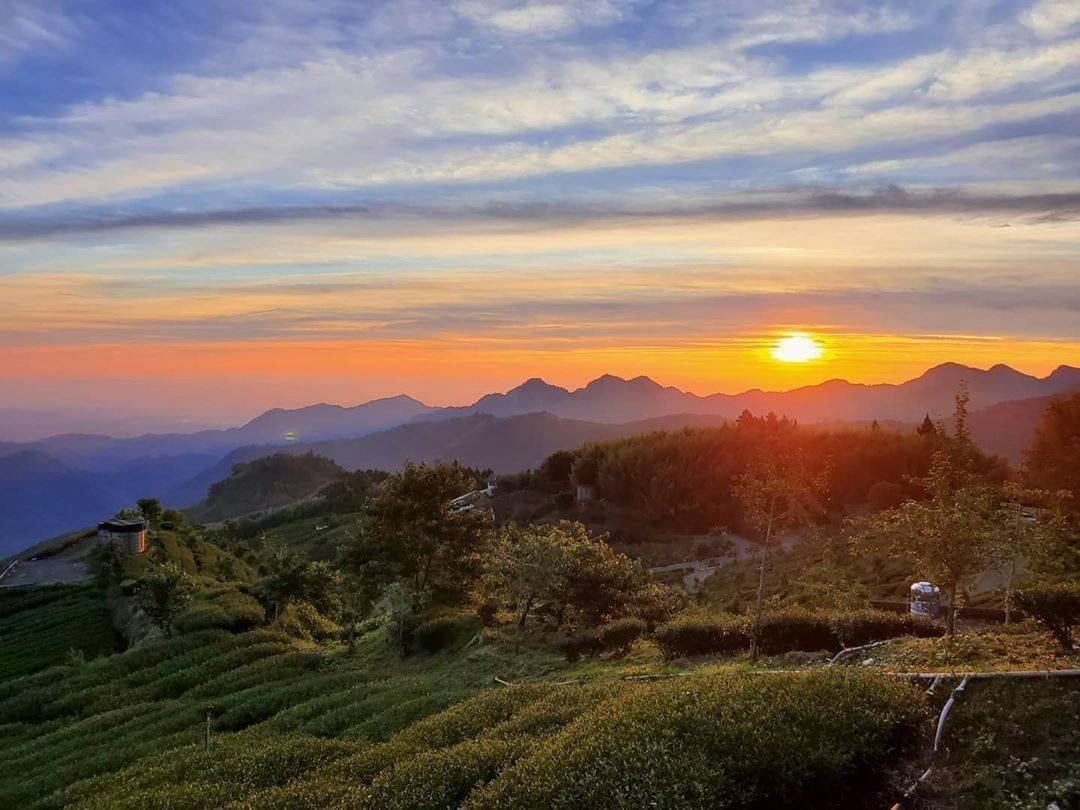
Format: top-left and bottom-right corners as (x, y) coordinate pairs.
(364, 736), (528, 809)
(756, 609), (837, 654)
(653, 612), (750, 659)
(1013, 583), (1080, 651)
(597, 617), (646, 654)
(830, 610), (944, 648)
(175, 589), (264, 634)
(412, 614), (480, 654)
(654, 609), (944, 659)
(555, 631), (603, 663)
(468, 670), (928, 808)
(277, 602), (340, 642)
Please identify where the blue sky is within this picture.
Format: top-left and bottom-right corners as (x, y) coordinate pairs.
(1, 0), (1079, 429)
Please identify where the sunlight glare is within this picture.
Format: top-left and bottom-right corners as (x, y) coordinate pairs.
(771, 334), (824, 363)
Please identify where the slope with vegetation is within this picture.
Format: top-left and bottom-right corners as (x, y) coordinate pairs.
(0, 390), (1077, 808)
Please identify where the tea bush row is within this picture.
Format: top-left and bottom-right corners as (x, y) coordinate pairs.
(654, 609), (943, 658)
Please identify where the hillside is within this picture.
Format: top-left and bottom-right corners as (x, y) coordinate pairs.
(4, 362), (1077, 554)
(187, 453), (346, 523)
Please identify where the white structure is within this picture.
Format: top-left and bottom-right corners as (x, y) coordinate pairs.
(909, 581), (941, 618)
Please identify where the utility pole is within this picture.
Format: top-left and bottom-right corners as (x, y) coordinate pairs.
(205, 708), (212, 751)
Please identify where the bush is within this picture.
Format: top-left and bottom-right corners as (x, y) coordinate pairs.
(476, 599), (500, 627)
(830, 610), (944, 648)
(468, 670), (928, 808)
(597, 617), (646, 654)
(555, 631), (603, 663)
(1013, 583), (1080, 651)
(756, 609), (837, 654)
(654, 609), (944, 659)
(175, 588), (264, 634)
(653, 612), (750, 659)
(412, 614), (480, 654)
(277, 602), (340, 642)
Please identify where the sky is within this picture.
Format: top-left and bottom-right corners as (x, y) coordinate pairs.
(2, 0), (1079, 433)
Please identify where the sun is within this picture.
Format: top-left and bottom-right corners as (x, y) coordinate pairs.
(771, 333), (824, 363)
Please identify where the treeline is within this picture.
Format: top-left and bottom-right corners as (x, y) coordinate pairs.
(506, 410), (1006, 532)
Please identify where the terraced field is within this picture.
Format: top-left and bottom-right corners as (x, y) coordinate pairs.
(0, 615), (930, 809)
(0, 585), (119, 681)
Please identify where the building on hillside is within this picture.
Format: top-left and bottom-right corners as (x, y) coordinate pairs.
(97, 518), (148, 554)
(575, 484), (595, 503)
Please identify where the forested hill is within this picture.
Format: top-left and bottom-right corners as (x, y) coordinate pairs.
(186, 452), (346, 523)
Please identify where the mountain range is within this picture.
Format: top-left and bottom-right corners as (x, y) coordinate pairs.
(2, 362), (1077, 556)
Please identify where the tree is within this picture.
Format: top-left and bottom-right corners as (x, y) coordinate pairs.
(860, 452), (1001, 634)
(341, 461), (491, 611)
(785, 563), (870, 611)
(136, 498), (164, 526)
(733, 450), (825, 659)
(916, 414), (938, 437)
(492, 523), (576, 629)
(133, 563), (195, 637)
(489, 521), (646, 629)
(256, 546), (340, 621)
(990, 482), (1072, 623)
(1025, 392), (1080, 508)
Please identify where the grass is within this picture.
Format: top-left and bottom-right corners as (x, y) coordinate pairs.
(915, 678), (1080, 810)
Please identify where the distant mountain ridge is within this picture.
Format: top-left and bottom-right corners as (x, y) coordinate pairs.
(433, 362), (1080, 425)
(2, 362), (1078, 555)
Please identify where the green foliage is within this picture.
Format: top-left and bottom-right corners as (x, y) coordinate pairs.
(784, 562), (871, 611)
(137, 497), (164, 526)
(192, 452), (346, 523)
(858, 451), (1005, 633)
(919, 679), (1080, 809)
(653, 611), (751, 658)
(0, 585), (119, 680)
(342, 461), (491, 610)
(1012, 582), (1080, 651)
(654, 609), (943, 658)
(597, 617), (646, 654)
(133, 563), (196, 637)
(276, 601), (341, 642)
(256, 546), (340, 621)
(555, 630), (603, 662)
(175, 586), (264, 633)
(1025, 392), (1080, 509)
(489, 521), (648, 630)
(468, 670), (927, 809)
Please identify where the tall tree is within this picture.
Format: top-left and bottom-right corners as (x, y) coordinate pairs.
(1025, 392), (1080, 508)
(734, 449), (825, 659)
(341, 461), (491, 611)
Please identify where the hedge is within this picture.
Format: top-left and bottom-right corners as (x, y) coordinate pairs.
(1013, 582), (1080, 651)
(653, 609), (944, 659)
(597, 617), (646, 654)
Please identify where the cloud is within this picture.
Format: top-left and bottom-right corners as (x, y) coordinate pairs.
(0, 1), (79, 71)
(1022, 0), (1080, 38)
(5, 184), (1080, 241)
(453, 0), (629, 36)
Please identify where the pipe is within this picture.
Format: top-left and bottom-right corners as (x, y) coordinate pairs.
(934, 675), (968, 753)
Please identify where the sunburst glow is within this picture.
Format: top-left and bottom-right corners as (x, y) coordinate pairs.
(771, 334), (824, 363)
